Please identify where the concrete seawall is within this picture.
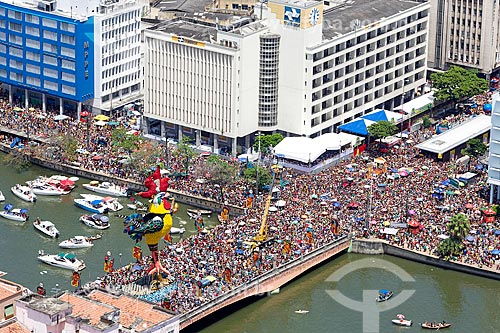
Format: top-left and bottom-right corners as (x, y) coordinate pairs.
(351, 239), (500, 281)
(0, 142), (246, 215)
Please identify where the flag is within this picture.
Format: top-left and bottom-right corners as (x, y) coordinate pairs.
(133, 245), (142, 260)
(71, 271), (80, 288)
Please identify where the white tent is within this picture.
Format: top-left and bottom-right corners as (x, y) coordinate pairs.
(382, 227), (398, 235)
(395, 92), (435, 115)
(274, 133), (360, 163)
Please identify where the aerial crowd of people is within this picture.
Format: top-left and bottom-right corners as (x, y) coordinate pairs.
(0, 91), (499, 314)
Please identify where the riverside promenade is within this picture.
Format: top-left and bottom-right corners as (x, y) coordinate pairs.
(179, 235), (350, 330)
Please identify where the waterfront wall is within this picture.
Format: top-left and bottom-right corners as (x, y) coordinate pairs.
(351, 239), (500, 281)
(179, 236), (350, 330)
(0, 142), (246, 215)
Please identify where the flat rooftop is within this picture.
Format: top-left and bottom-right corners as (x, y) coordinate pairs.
(415, 114), (492, 154)
(149, 19), (217, 43)
(6, 0), (88, 21)
(322, 0), (424, 40)
(27, 297), (72, 316)
(155, 0), (212, 13)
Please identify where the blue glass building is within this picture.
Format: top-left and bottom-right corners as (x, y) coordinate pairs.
(0, 1), (94, 114)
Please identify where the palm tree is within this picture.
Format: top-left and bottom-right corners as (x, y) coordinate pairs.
(438, 213), (470, 258)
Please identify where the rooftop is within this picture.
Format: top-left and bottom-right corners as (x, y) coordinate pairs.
(6, 0), (88, 21)
(154, 0), (212, 13)
(0, 321), (31, 333)
(150, 19), (217, 43)
(60, 293), (118, 330)
(415, 114), (492, 154)
(27, 297), (72, 316)
(322, 0), (424, 40)
(88, 290), (174, 332)
(0, 278), (24, 301)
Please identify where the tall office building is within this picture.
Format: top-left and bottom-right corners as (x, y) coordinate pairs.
(0, 0), (142, 116)
(488, 92), (500, 203)
(428, 0), (500, 77)
(144, 0), (430, 155)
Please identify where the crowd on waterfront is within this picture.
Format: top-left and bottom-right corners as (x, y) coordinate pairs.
(0, 94), (499, 314)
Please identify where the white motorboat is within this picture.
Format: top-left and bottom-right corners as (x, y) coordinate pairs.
(11, 184), (37, 202)
(37, 251), (86, 271)
(392, 314), (412, 327)
(0, 205), (29, 222)
(74, 198), (108, 214)
(80, 194), (123, 212)
(127, 203), (147, 211)
(33, 218), (60, 238)
(59, 236), (94, 249)
(294, 310), (309, 314)
(0, 190), (5, 202)
(170, 226), (185, 234)
(27, 181), (65, 196)
(82, 181), (128, 197)
(80, 214), (110, 230)
(187, 208), (212, 215)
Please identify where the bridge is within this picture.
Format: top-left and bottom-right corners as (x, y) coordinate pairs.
(179, 236), (350, 330)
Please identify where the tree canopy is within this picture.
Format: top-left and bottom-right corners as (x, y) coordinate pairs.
(202, 155), (239, 201)
(171, 136), (197, 172)
(438, 213), (470, 258)
(430, 65), (488, 102)
(367, 121), (398, 140)
(244, 165), (273, 191)
(461, 138), (487, 157)
(111, 127), (143, 155)
(253, 133), (284, 154)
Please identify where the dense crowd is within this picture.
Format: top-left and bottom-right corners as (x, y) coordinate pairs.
(0, 95), (499, 314)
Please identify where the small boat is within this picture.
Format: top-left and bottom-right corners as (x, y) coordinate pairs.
(59, 236), (94, 249)
(187, 211), (199, 219)
(421, 322), (451, 329)
(80, 194), (123, 212)
(0, 190), (5, 202)
(0, 205), (29, 222)
(33, 218), (60, 238)
(27, 181), (66, 196)
(80, 214), (110, 230)
(392, 314), (412, 327)
(295, 310), (309, 314)
(376, 289), (393, 302)
(86, 234), (102, 241)
(37, 250), (86, 271)
(11, 184), (37, 202)
(74, 198), (108, 214)
(187, 208), (212, 215)
(127, 203), (147, 211)
(170, 226), (185, 234)
(82, 181), (128, 197)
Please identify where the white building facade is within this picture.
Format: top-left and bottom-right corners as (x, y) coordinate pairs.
(143, 0), (430, 154)
(488, 92), (500, 203)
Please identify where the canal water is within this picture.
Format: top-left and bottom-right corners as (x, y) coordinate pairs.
(1, 156), (499, 332)
(0, 155), (219, 291)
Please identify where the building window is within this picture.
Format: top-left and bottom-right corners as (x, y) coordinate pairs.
(60, 22), (75, 32)
(3, 305), (14, 320)
(62, 72), (75, 82)
(44, 68), (58, 79)
(10, 59), (23, 70)
(43, 30), (57, 41)
(26, 26), (40, 37)
(25, 14), (39, 24)
(9, 47), (22, 57)
(9, 72), (22, 82)
(26, 75), (40, 86)
(26, 38), (40, 49)
(61, 59), (75, 70)
(43, 43), (58, 54)
(0, 44), (5, 53)
(43, 55), (58, 66)
(61, 34), (75, 45)
(42, 18), (57, 28)
(8, 22), (21, 32)
(44, 80), (58, 91)
(26, 50), (39, 61)
(8, 10), (21, 20)
(0, 69), (6, 77)
(26, 63), (40, 74)
(61, 46), (75, 58)
(0, 55), (5, 65)
(61, 84), (75, 95)
(8, 34), (22, 45)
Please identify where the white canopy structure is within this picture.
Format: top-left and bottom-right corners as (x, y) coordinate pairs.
(395, 92), (435, 115)
(274, 133), (360, 163)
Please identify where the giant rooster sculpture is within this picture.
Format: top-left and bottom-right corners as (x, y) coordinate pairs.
(124, 167), (177, 276)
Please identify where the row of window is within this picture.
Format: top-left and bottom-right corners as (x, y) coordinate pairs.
(0, 55), (76, 81)
(0, 9), (75, 32)
(101, 10), (140, 29)
(0, 47), (76, 69)
(101, 71), (141, 92)
(101, 59), (140, 79)
(2, 70), (76, 94)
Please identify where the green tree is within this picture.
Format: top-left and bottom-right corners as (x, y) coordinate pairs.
(203, 155), (239, 201)
(253, 133), (284, 153)
(111, 127), (143, 155)
(438, 213), (470, 258)
(244, 165), (272, 191)
(2, 150), (30, 171)
(367, 121), (398, 142)
(461, 138), (487, 157)
(171, 136), (197, 173)
(430, 65), (488, 103)
(422, 116), (432, 128)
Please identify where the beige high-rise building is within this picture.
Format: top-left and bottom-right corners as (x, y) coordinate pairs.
(428, 0), (500, 77)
